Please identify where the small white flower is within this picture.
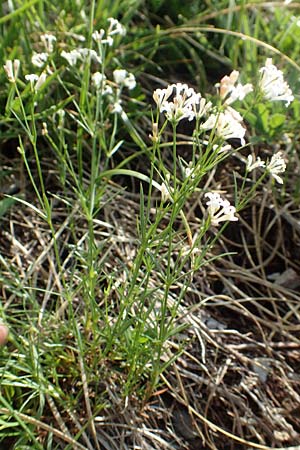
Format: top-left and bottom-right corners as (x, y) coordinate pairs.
(192, 97), (212, 120)
(3, 59), (20, 83)
(93, 18), (125, 48)
(266, 151), (286, 184)
(78, 48), (102, 64)
(40, 34), (56, 53)
(92, 71), (105, 89)
(219, 70), (253, 105)
(182, 161), (195, 179)
(102, 35), (114, 46)
(107, 17), (126, 37)
(110, 99), (123, 114)
(153, 85), (174, 110)
(124, 73), (136, 90)
(92, 72), (113, 95)
(35, 72), (47, 91)
(246, 154), (266, 172)
(160, 182), (172, 202)
(113, 69), (136, 90)
(202, 108), (246, 146)
(205, 192), (238, 226)
(31, 52), (48, 67)
(259, 58), (294, 106)
(61, 49), (81, 66)
(25, 72), (46, 92)
(113, 69), (127, 84)
(212, 143), (232, 154)
(92, 29), (105, 42)
(25, 73), (39, 86)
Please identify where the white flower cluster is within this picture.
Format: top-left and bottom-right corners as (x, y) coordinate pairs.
(3, 16), (135, 110)
(4, 33), (57, 91)
(92, 17), (126, 47)
(31, 33), (57, 67)
(153, 83), (212, 124)
(267, 151), (287, 184)
(61, 48), (101, 66)
(4, 58), (47, 92)
(202, 107), (246, 146)
(205, 192), (238, 226)
(113, 69), (136, 90)
(246, 151), (287, 184)
(153, 79), (248, 146)
(259, 58), (294, 106)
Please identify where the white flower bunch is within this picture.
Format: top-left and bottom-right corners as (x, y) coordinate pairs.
(92, 17), (126, 47)
(266, 151), (287, 184)
(61, 49), (82, 66)
(113, 69), (136, 90)
(205, 192), (238, 226)
(246, 151), (286, 184)
(79, 48), (102, 63)
(218, 70), (253, 105)
(61, 48), (101, 66)
(259, 58), (294, 106)
(202, 107), (246, 146)
(153, 83), (201, 124)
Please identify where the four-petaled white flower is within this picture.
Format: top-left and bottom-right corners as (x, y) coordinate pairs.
(113, 69), (136, 90)
(3, 59), (20, 83)
(202, 108), (246, 146)
(32, 52), (48, 68)
(259, 58), (294, 106)
(266, 151), (286, 184)
(205, 192), (238, 226)
(219, 70), (253, 105)
(246, 154), (266, 172)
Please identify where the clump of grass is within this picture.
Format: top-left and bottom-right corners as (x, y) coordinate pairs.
(0, 1), (300, 448)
